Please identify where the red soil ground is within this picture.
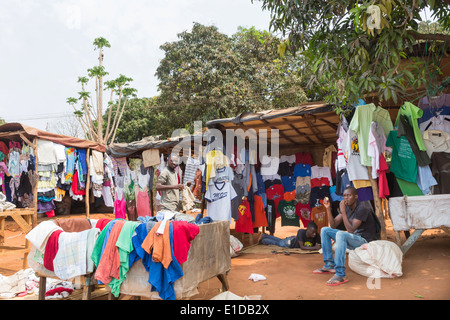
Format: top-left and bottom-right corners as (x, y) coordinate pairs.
(1, 213), (449, 300)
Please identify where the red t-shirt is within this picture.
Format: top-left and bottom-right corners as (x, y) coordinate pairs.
(266, 184), (284, 200)
(253, 195), (268, 228)
(235, 200), (254, 234)
(295, 203), (312, 228)
(295, 152), (314, 166)
(310, 177), (330, 188)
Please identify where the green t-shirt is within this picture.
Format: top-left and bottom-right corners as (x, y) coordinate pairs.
(108, 221), (140, 298)
(277, 200), (300, 227)
(395, 102), (426, 151)
(349, 103), (376, 166)
(372, 106), (394, 137)
(386, 130), (417, 183)
(396, 178), (423, 196)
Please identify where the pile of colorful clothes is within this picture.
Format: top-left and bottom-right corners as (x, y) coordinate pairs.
(26, 212), (206, 300)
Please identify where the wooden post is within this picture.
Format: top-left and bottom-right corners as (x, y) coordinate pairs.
(32, 138), (38, 225)
(200, 193), (206, 218)
(85, 148), (91, 219)
(149, 189), (154, 216)
(367, 166), (386, 240)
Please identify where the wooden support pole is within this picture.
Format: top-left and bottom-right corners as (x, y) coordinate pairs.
(367, 166), (386, 240)
(149, 189), (154, 216)
(401, 229), (425, 255)
(32, 138), (38, 222)
(200, 193), (206, 218)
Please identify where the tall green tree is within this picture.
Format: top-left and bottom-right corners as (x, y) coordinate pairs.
(155, 23), (307, 135)
(253, 0), (450, 114)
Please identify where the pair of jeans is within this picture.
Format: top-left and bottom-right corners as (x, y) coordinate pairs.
(261, 234), (295, 248)
(321, 227), (367, 278)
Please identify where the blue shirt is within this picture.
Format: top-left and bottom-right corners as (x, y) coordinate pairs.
(281, 175), (296, 192)
(294, 163), (311, 177)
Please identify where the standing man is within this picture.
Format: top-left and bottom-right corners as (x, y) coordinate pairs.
(313, 186), (377, 286)
(156, 153), (184, 212)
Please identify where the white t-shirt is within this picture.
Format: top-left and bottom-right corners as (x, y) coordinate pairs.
(205, 180), (237, 223)
(343, 129), (369, 181)
(367, 121), (387, 178)
(260, 155), (280, 175)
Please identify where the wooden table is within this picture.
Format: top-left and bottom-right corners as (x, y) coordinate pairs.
(0, 208), (36, 269)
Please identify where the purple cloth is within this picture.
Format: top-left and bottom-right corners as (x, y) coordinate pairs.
(37, 200), (56, 213)
(356, 187), (373, 201)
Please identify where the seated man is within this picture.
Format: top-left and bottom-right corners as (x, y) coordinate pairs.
(313, 186), (376, 286)
(259, 221), (321, 251)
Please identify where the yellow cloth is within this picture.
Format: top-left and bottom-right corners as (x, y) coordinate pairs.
(205, 150), (229, 190)
(352, 179), (372, 189)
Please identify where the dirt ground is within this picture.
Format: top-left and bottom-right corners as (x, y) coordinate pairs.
(1, 213), (449, 300)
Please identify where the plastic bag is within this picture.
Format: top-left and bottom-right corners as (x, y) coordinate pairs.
(348, 240), (403, 278)
(230, 235), (243, 257)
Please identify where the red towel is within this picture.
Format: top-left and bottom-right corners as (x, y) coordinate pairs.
(43, 229), (63, 271)
(95, 218), (112, 231)
(45, 286), (74, 297)
(171, 221), (200, 265)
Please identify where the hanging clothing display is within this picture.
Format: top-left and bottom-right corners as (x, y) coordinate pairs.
(204, 180), (237, 222)
(386, 130), (418, 183)
(349, 103), (377, 166)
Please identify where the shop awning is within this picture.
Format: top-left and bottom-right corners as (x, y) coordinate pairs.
(106, 134), (204, 158)
(206, 101), (341, 148)
(0, 122), (106, 152)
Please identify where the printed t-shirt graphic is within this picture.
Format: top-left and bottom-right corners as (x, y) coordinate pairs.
(311, 205), (328, 233)
(205, 180), (237, 222)
(295, 203), (312, 228)
(343, 129), (369, 181)
(266, 183), (284, 217)
(235, 199), (254, 233)
(385, 130), (418, 183)
(349, 103), (376, 166)
(277, 200), (300, 227)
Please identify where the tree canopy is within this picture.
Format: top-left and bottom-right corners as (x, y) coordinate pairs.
(253, 0), (450, 114)
(154, 23), (307, 137)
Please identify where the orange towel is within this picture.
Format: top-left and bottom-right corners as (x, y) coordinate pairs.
(95, 220), (126, 284)
(141, 220), (172, 269)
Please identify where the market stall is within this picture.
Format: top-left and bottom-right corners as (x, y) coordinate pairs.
(26, 216), (230, 300)
(206, 101), (390, 241)
(105, 133), (204, 220)
(206, 94), (450, 250)
(0, 122), (107, 267)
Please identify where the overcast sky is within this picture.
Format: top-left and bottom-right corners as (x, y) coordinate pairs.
(0, 0), (272, 131)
